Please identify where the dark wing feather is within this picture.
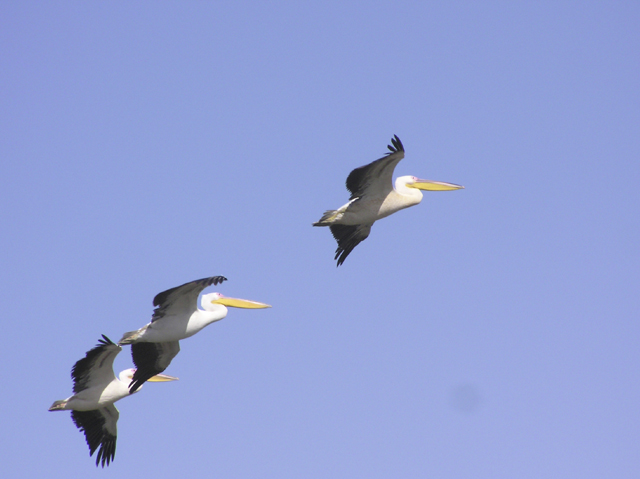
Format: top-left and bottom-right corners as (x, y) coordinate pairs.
(71, 404), (119, 467)
(71, 335), (120, 394)
(345, 135), (405, 200)
(129, 341), (180, 393)
(330, 224), (372, 266)
(151, 276), (227, 323)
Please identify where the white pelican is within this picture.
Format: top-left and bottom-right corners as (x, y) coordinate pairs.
(313, 135), (464, 265)
(48, 335), (178, 467)
(118, 276), (271, 393)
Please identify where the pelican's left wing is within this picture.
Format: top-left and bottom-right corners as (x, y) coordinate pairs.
(71, 335), (121, 393)
(151, 276), (228, 322)
(71, 404), (119, 467)
(345, 135), (405, 200)
(330, 224), (372, 266)
(129, 341), (180, 393)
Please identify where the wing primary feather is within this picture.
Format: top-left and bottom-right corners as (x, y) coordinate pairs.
(389, 134), (404, 153)
(97, 335), (115, 347)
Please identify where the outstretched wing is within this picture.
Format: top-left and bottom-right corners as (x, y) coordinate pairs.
(345, 135), (405, 200)
(71, 404), (119, 467)
(129, 341), (180, 393)
(72, 335), (121, 393)
(151, 276), (228, 323)
(330, 224), (372, 266)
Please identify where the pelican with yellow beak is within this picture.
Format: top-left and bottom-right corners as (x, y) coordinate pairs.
(118, 276), (271, 392)
(313, 135), (464, 265)
(49, 335), (178, 467)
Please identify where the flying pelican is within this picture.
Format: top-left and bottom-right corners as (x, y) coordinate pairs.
(118, 276), (271, 393)
(49, 335), (178, 467)
(313, 135), (464, 265)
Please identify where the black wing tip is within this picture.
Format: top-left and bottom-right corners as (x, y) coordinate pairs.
(98, 335), (115, 347)
(128, 379), (143, 394)
(387, 134), (404, 154)
(210, 275), (228, 285)
(335, 252), (348, 266)
(128, 364), (152, 393)
(97, 437), (116, 467)
(194, 275), (228, 291)
(334, 245), (354, 266)
(95, 440), (116, 467)
(128, 366), (147, 393)
(128, 355), (149, 393)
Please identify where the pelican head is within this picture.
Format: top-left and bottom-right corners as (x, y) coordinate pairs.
(120, 368), (178, 391)
(201, 292), (272, 311)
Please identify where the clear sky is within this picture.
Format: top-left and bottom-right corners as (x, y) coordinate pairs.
(2, 2), (639, 478)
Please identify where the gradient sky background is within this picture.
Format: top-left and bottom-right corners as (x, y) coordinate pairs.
(2, 2), (639, 478)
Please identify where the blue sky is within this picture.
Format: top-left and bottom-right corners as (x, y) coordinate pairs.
(2, 2), (639, 477)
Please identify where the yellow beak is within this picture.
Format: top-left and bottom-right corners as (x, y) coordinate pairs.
(408, 179), (464, 191)
(211, 297), (272, 309)
(147, 373), (179, 382)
